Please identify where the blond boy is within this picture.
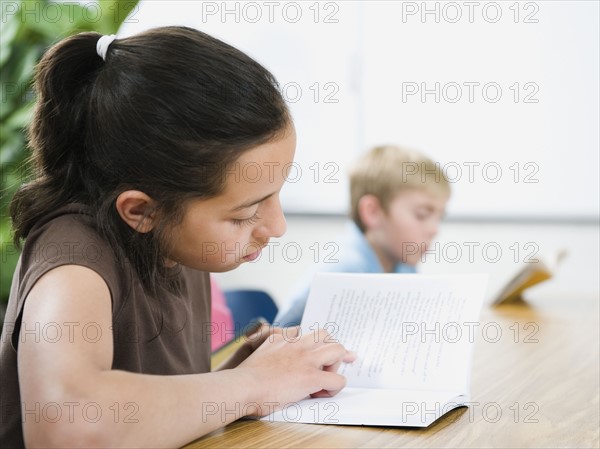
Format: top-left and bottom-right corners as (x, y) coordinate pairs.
(275, 145), (451, 326)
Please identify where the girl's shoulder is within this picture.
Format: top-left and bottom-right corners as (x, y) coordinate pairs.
(17, 202), (127, 309)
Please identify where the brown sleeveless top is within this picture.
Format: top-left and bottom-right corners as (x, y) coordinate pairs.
(0, 204), (211, 448)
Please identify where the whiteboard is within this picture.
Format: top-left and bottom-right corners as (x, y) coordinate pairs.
(119, 1), (599, 220)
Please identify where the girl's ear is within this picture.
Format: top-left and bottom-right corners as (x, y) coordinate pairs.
(358, 194), (385, 231)
(115, 190), (157, 233)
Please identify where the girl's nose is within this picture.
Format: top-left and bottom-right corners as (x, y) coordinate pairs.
(255, 196), (287, 239)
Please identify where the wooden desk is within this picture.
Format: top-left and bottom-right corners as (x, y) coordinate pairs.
(186, 294), (600, 448)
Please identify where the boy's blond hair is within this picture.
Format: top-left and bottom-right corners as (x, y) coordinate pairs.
(349, 145), (451, 232)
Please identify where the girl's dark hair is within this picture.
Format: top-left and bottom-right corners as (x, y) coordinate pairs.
(10, 26), (290, 296)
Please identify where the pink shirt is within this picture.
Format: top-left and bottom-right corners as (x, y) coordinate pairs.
(210, 276), (234, 351)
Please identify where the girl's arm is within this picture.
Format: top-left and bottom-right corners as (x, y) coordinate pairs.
(19, 265), (354, 448)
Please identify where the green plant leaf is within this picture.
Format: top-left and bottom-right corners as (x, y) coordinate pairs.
(0, 9), (21, 67)
(0, 215), (20, 304)
(4, 102), (34, 132)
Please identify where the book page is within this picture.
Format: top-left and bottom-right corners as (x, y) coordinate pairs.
(300, 273), (488, 393)
(491, 249), (567, 305)
(262, 388), (468, 427)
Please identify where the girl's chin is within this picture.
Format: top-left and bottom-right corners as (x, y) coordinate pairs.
(163, 257), (179, 268)
(170, 259), (242, 273)
(204, 257), (255, 273)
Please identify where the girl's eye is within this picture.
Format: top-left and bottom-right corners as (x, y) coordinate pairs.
(232, 212), (261, 227)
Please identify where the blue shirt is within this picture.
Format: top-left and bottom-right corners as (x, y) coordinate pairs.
(274, 221), (417, 326)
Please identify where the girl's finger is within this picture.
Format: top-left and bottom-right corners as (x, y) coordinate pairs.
(309, 371), (348, 398)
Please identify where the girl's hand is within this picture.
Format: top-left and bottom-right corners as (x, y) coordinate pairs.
(215, 323), (289, 370)
(235, 327), (356, 416)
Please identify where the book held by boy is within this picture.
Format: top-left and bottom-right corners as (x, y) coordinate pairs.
(490, 249), (567, 305)
(263, 272), (488, 427)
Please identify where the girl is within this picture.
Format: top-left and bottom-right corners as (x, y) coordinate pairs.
(0, 26), (355, 448)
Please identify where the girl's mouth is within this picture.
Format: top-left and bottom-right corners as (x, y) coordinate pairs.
(243, 247), (263, 261)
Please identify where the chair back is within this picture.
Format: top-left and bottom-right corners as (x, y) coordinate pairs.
(224, 289), (278, 336)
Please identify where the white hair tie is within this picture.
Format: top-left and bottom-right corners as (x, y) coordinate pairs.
(96, 34), (117, 61)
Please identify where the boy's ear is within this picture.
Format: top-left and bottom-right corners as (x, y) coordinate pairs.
(358, 194), (384, 230)
(115, 190), (157, 233)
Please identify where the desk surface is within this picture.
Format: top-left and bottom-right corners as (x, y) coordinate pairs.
(186, 295), (600, 448)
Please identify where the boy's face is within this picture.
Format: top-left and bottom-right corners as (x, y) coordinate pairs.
(165, 124), (296, 272)
(368, 189), (448, 268)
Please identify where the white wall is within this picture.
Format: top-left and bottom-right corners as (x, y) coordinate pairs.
(119, 0), (600, 220)
(361, 1), (599, 220)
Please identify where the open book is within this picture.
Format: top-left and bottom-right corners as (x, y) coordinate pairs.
(491, 250), (567, 305)
(263, 272), (488, 427)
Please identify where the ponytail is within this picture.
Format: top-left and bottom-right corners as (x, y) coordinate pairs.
(11, 32), (106, 243)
